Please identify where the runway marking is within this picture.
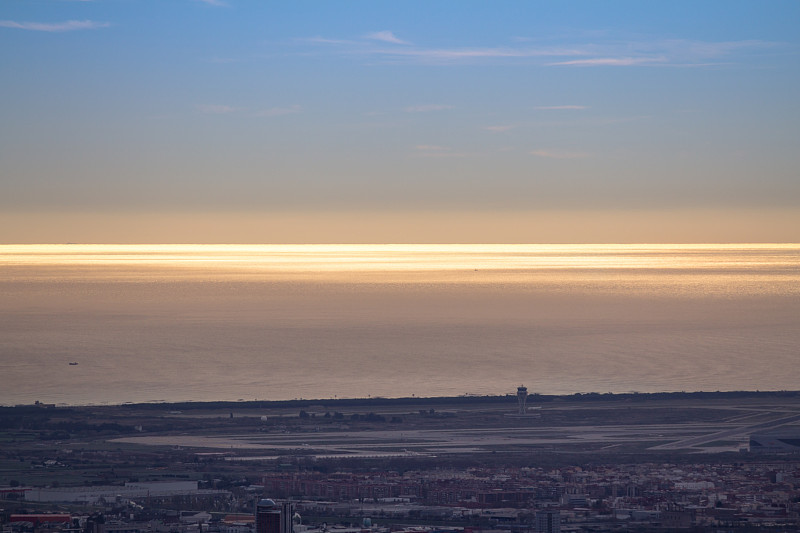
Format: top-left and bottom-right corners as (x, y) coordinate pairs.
(649, 413), (800, 450)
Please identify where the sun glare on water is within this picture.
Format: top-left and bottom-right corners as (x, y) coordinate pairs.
(2, 243), (798, 268)
(1, 243), (798, 295)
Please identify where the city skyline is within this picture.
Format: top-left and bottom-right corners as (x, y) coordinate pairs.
(1, 1), (798, 243)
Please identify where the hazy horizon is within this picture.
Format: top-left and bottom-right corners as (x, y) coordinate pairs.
(3, 209), (800, 244)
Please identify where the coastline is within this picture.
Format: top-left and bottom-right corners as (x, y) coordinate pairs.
(9, 389), (800, 410)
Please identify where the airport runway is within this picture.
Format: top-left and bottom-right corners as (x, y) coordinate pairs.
(112, 401), (800, 457)
(649, 412), (800, 450)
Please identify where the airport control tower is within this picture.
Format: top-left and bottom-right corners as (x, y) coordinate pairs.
(517, 385), (528, 415)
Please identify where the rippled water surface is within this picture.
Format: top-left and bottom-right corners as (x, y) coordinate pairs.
(1, 244), (798, 405)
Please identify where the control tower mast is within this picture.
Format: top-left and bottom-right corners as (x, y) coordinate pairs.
(517, 385), (528, 415)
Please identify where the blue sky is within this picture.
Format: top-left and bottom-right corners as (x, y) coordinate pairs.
(1, 1), (798, 242)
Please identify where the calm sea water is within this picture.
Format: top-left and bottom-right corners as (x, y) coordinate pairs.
(1, 244), (798, 406)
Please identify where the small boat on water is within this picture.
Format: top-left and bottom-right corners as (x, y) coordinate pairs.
(68, 362), (79, 366)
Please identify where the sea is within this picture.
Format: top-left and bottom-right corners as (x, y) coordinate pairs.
(1, 244), (798, 406)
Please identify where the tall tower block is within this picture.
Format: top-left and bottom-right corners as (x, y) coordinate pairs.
(256, 499), (293, 533)
(517, 385), (528, 415)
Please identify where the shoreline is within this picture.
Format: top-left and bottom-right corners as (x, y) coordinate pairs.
(8, 389), (800, 411)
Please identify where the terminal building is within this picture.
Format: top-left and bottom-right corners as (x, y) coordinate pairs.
(23, 481), (229, 504)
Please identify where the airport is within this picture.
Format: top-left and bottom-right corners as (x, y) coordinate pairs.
(3, 391), (800, 531)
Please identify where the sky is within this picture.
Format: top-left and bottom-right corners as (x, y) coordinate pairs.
(1, 0), (798, 243)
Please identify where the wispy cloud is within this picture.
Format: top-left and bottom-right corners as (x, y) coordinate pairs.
(535, 105), (588, 110)
(194, 0), (228, 6)
(382, 46), (582, 62)
(415, 145), (449, 151)
(530, 149), (589, 159)
(200, 103), (302, 117)
(485, 125), (515, 133)
(295, 34), (775, 68)
(657, 38), (773, 59)
(256, 105), (302, 117)
(412, 145), (467, 158)
(196, 104), (241, 114)
(365, 31), (410, 45)
(301, 36), (357, 45)
(206, 56), (245, 64)
(545, 39), (773, 67)
(405, 104), (454, 113)
(0, 19), (110, 32)
(549, 57), (665, 67)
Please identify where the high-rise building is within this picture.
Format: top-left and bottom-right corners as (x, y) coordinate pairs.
(255, 499), (293, 533)
(84, 513), (104, 533)
(535, 510), (560, 533)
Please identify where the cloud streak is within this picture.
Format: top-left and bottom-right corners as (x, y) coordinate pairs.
(530, 149), (589, 159)
(196, 104), (241, 114)
(405, 104), (454, 113)
(301, 36), (357, 45)
(485, 125), (515, 133)
(297, 34), (775, 68)
(256, 105), (302, 117)
(381, 46), (582, 62)
(412, 145), (467, 158)
(535, 105), (588, 110)
(549, 57), (665, 67)
(365, 31), (410, 45)
(197, 104), (303, 117)
(415, 145), (448, 151)
(0, 19), (110, 32)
